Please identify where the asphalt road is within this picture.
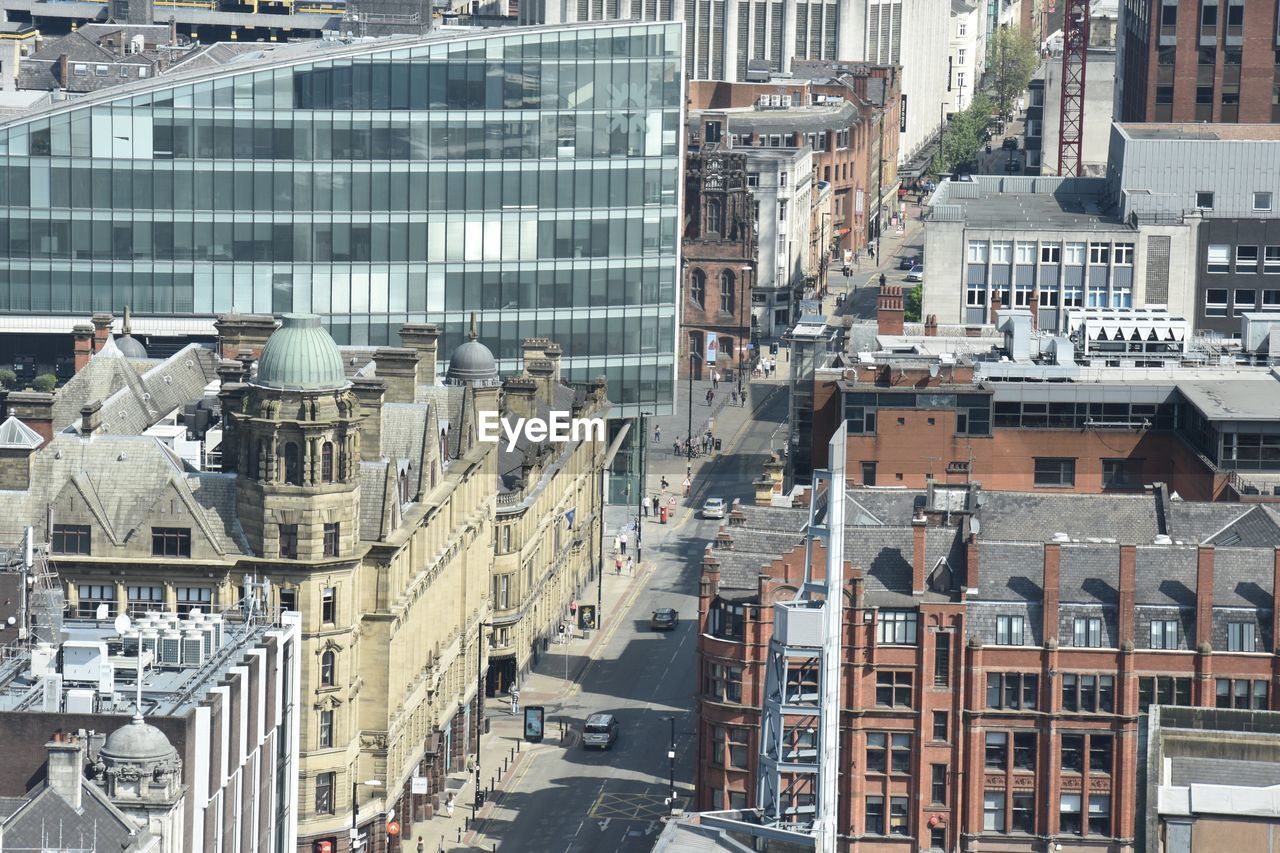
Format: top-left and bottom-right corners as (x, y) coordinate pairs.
(478, 389), (790, 852)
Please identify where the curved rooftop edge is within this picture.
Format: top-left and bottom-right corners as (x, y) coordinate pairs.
(0, 19), (683, 129)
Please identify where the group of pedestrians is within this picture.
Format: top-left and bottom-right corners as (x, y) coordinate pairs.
(612, 531), (634, 575)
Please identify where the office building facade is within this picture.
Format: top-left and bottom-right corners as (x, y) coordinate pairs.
(0, 23), (683, 415)
(1116, 0), (1280, 124)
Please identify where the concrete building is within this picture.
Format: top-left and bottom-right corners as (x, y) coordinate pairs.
(1116, 0), (1280, 124)
(695, 482), (1280, 850)
(1036, 51), (1116, 176)
(1108, 123), (1280, 338)
(740, 144), (816, 339)
(0, 558), (302, 853)
(922, 174), (1198, 329)
(681, 146), (757, 381)
(518, 0), (858, 85)
(0, 22), (684, 416)
(1145, 706), (1280, 852)
(948, 0), (987, 114)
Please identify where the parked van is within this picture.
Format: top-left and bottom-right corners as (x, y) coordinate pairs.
(582, 713), (619, 750)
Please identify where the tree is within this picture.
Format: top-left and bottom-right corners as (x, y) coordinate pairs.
(989, 27), (1039, 122)
(31, 373), (56, 393)
(932, 92), (994, 175)
(905, 284), (923, 323)
(0, 369), (15, 390)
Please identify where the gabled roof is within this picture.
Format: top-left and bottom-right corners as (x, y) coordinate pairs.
(0, 779), (154, 852)
(0, 416), (41, 449)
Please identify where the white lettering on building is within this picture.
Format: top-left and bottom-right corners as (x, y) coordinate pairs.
(477, 411), (606, 452)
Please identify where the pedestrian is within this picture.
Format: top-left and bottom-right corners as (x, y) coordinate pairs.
(660, 475), (669, 490)
(615, 554), (623, 574)
(626, 555), (634, 574)
(879, 272), (887, 289)
(619, 532), (627, 555)
(652, 495), (660, 515)
(418, 838), (425, 853)
(711, 370), (719, 389)
(613, 534), (622, 554)
(730, 390), (738, 406)
(705, 388), (713, 405)
(654, 424), (661, 443)
(843, 265), (851, 278)
(642, 498), (649, 517)
(446, 793), (455, 817)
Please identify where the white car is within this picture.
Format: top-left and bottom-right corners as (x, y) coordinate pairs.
(905, 265), (924, 283)
(701, 498), (727, 519)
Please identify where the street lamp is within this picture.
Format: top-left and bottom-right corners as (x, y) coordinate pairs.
(474, 620), (491, 815)
(664, 716), (677, 812)
(738, 265), (751, 389)
(685, 347), (702, 460)
(351, 777), (384, 850)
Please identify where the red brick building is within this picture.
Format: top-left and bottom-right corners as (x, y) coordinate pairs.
(696, 484), (1280, 851)
(1118, 0), (1280, 123)
(682, 147), (756, 381)
(688, 64), (901, 255)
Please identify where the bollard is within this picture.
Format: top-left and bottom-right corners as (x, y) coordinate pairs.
(503, 756), (509, 773)
(458, 827), (463, 843)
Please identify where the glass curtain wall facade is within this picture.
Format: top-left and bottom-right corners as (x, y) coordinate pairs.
(0, 22), (683, 414)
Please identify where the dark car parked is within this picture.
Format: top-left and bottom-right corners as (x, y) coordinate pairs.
(1003, 159), (1021, 173)
(650, 608), (679, 631)
(1002, 136), (1018, 150)
(897, 255), (920, 270)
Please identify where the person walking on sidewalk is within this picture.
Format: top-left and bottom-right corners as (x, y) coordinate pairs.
(615, 554), (623, 574)
(654, 424), (661, 443)
(642, 498), (649, 518)
(652, 495), (660, 515)
(618, 531), (627, 555)
(879, 272), (887, 288)
(711, 370), (719, 389)
(705, 388), (714, 406)
(626, 555), (634, 574)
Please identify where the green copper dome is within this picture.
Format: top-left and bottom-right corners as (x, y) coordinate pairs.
(253, 314), (349, 392)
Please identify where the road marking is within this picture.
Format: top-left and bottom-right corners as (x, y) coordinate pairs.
(598, 818), (611, 832)
(589, 792), (686, 821)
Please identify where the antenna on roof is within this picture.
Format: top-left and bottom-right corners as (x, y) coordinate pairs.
(115, 613), (144, 722)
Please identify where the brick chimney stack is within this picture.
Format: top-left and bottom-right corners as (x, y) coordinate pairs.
(924, 314), (938, 336)
(989, 292), (1003, 325)
(877, 281), (905, 336)
(91, 312), (113, 352)
(72, 324), (94, 373)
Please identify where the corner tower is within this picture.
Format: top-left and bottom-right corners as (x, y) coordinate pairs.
(230, 314), (363, 559)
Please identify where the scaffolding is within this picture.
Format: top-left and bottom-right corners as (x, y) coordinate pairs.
(758, 423), (846, 853)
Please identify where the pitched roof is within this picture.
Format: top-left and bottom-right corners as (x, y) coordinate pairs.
(1214, 547), (1276, 608)
(0, 433), (250, 554)
(975, 491), (1160, 543)
(974, 541), (1045, 601)
(52, 342), (219, 436)
(0, 780), (153, 852)
(1135, 545), (1198, 607)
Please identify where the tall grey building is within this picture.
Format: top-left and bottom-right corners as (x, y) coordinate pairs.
(522, 0), (948, 163)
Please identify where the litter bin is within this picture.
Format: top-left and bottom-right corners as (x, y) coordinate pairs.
(659, 505), (669, 524)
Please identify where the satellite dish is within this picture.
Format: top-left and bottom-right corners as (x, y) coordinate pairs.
(929, 363), (940, 378)
(113, 614), (132, 634)
(95, 603), (109, 621)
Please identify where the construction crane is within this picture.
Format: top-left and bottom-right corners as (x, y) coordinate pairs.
(1058, 0), (1090, 176)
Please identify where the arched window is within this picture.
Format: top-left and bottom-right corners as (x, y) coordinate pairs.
(320, 650), (335, 687)
(284, 442), (301, 486)
(689, 269), (706, 308)
(321, 441), (334, 483)
(720, 270), (736, 314)
(705, 196), (722, 235)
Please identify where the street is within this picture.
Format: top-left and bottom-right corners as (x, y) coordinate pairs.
(467, 384), (790, 852)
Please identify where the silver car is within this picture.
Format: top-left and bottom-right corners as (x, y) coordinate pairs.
(701, 498), (727, 519)
(582, 713), (618, 750)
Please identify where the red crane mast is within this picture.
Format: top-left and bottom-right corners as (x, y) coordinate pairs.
(1058, 0), (1090, 176)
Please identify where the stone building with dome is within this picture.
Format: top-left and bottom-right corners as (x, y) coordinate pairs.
(0, 310), (611, 852)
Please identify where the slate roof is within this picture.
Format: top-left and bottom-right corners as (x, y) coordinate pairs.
(0, 433), (250, 555)
(1059, 544), (1120, 603)
(358, 462), (390, 541)
(496, 383), (579, 493)
(53, 342), (219, 436)
(975, 491), (1160, 543)
(973, 541), (1045, 601)
(417, 384), (466, 461)
(1214, 547), (1276, 608)
(1136, 545), (1198, 607)
(846, 490), (919, 526)
(0, 781), (152, 852)
(1202, 505), (1280, 548)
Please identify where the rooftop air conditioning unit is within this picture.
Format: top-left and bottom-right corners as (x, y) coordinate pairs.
(65, 687), (96, 714)
(159, 630), (181, 667)
(181, 630), (204, 666)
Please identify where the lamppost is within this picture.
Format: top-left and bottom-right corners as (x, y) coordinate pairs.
(351, 777), (384, 850)
(664, 715), (677, 812)
(474, 620), (491, 815)
(738, 265), (751, 386)
(686, 346), (701, 461)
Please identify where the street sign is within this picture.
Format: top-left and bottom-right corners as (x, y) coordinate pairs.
(524, 705), (545, 743)
(386, 821), (400, 837)
(411, 776), (428, 795)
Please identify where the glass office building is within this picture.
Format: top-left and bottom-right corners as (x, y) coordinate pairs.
(0, 22), (683, 413)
